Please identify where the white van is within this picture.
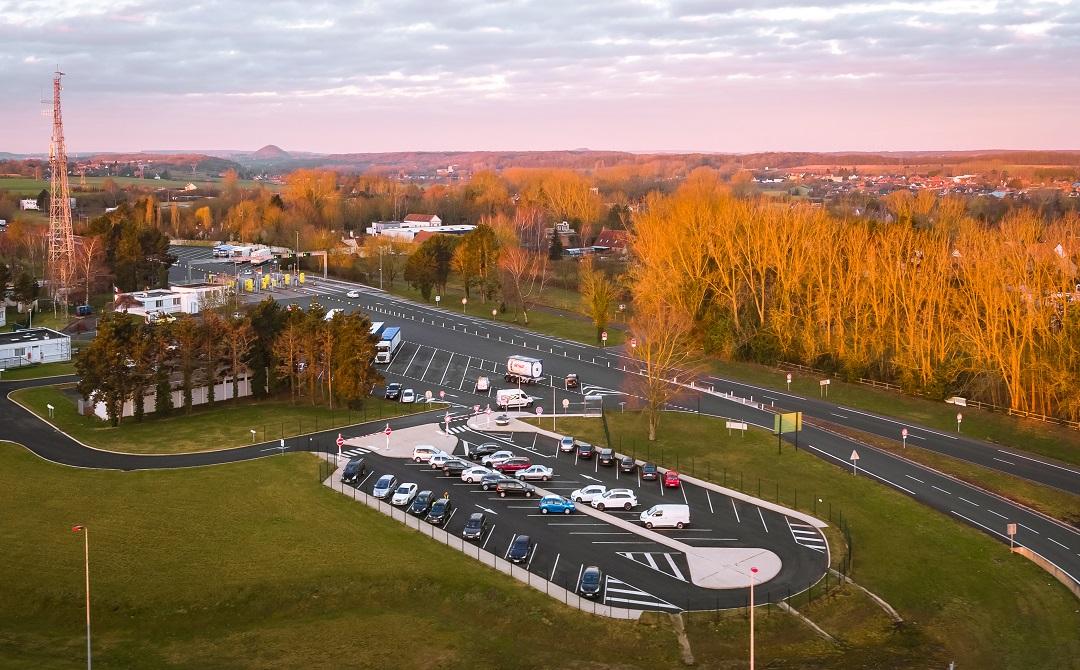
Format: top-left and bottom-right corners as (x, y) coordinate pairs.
(412, 445), (442, 463)
(324, 308), (345, 321)
(495, 389), (533, 409)
(639, 504), (690, 529)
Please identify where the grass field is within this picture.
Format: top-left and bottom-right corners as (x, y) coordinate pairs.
(3, 307), (73, 333)
(529, 412), (1080, 669)
(710, 359), (1080, 466)
(0, 444), (683, 670)
(0, 175), (270, 196)
(13, 385), (425, 454)
(0, 361), (76, 380)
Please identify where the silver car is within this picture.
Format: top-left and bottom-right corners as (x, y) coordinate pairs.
(372, 474), (398, 499)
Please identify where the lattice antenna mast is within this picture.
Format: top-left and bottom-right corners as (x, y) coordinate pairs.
(48, 69), (76, 312)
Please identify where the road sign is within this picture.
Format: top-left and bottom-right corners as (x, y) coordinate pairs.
(819, 379), (831, 385)
(956, 412), (963, 432)
(786, 373), (792, 383)
(536, 406), (544, 415)
(439, 390), (445, 399)
(336, 434), (345, 448)
(901, 428), (908, 438)
(485, 405), (492, 415)
(383, 425), (392, 437)
(601, 331), (608, 342)
(425, 390), (433, 400)
(850, 449), (860, 475)
(562, 398), (570, 409)
(1007, 522), (1017, 549)
(473, 404), (480, 414)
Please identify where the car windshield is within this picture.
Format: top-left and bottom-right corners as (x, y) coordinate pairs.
(582, 570), (600, 585)
(396, 485), (410, 493)
(467, 515), (482, 526)
(431, 502), (446, 513)
(377, 476), (393, 487)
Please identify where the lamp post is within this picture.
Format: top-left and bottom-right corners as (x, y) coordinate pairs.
(72, 525), (91, 670)
(749, 566), (758, 670)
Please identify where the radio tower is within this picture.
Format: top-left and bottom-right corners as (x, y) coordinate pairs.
(48, 69), (76, 312)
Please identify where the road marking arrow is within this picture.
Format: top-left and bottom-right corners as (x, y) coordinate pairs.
(581, 474), (602, 482)
(475, 505), (499, 515)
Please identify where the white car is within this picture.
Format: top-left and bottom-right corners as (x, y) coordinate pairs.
(481, 450), (514, 467)
(475, 376), (491, 392)
(391, 483), (419, 506)
(412, 445), (440, 463)
(461, 466), (492, 483)
(400, 389), (416, 403)
(372, 474), (398, 499)
(570, 485), (607, 503)
(429, 452), (453, 469)
(558, 436), (575, 452)
(346, 290), (360, 298)
(516, 464), (554, 481)
(592, 488), (638, 511)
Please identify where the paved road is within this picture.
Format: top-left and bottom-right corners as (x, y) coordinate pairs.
(166, 246), (1080, 593)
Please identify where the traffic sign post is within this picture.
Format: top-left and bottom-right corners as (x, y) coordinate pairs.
(384, 423), (392, 450)
(850, 449), (860, 476)
(786, 372), (792, 391)
(336, 433), (345, 459)
(250, 429), (257, 444)
(1006, 522), (1017, 550)
(901, 428), (908, 449)
(535, 406), (544, 416)
(601, 331), (608, 347)
(819, 379), (831, 398)
(439, 390), (445, 400)
(445, 411), (451, 433)
(956, 412), (963, 433)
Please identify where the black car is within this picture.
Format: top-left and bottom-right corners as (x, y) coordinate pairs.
(577, 442), (595, 459)
(565, 373), (579, 389)
(442, 459), (470, 475)
(508, 534), (533, 563)
(640, 462), (659, 480)
(384, 383), (402, 400)
(481, 474), (512, 491)
(462, 512), (489, 541)
(425, 498), (454, 526)
(598, 448), (616, 466)
(496, 480), (535, 497)
(469, 443), (501, 461)
(408, 490), (435, 516)
(618, 456), (637, 473)
(578, 565), (603, 598)
(341, 457), (368, 485)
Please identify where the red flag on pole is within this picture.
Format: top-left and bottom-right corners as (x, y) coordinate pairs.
(72, 525), (84, 532)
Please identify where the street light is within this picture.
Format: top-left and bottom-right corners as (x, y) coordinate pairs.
(72, 525), (91, 670)
(749, 566), (758, 670)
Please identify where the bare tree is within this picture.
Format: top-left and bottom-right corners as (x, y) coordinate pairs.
(629, 308), (699, 441)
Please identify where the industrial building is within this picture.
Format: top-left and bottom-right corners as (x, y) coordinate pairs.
(0, 327), (72, 369)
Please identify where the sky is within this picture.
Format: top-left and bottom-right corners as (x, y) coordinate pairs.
(1, 0), (1078, 154)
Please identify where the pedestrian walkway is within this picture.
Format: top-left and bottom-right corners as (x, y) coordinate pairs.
(786, 518), (828, 553)
(603, 576), (679, 610)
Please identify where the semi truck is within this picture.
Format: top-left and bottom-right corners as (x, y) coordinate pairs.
(375, 327), (402, 364)
(505, 355), (544, 385)
(369, 321), (385, 337)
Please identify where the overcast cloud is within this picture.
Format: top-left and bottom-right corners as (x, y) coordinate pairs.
(1, 0), (1077, 153)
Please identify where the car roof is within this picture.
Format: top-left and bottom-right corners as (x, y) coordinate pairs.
(376, 474), (394, 482)
(468, 512), (484, 520)
(515, 535), (531, 542)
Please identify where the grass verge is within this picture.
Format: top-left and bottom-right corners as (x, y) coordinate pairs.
(0, 361), (76, 380)
(0, 444), (679, 669)
(528, 412), (1080, 669)
(12, 385), (425, 454)
(710, 358), (1080, 466)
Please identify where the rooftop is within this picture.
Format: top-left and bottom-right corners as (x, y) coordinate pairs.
(0, 327), (70, 346)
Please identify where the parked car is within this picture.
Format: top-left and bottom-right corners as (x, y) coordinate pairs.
(391, 483), (419, 506)
(480, 474), (512, 491)
(507, 535), (533, 563)
(425, 498), (454, 525)
(496, 480), (535, 497)
(516, 464), (554, 481)
(346, 290), (360, 298)
(570, 485), (607, 503)
(481, 450), (514, 467)
(640, 462), (659, 480)
(539, 495), (575, 514)
(576, 442), (595, 459)
(640, 504), (690, 529)
(372, 474), (397, 499)
(469, 443), (501, 460)
(429, 452), (454, 469)
(461, 466), (492, 483)
(619, 456), (637, 473)
(592, 488), (638, 511)
(384, 383), (402, 400)
(442, 458), (469, 475)
(578, 565), (603, 598)
(413, 446), (441, 463)
(462, 512), (489, 541)
(475, 376), (491, 392)
(564, 373), (580, 390)
(494, 414), (511, 426)
(598, 448), (616, 466)
(663, 470), (681, 488)
(408, 490), (435, 516)
(341, 457), (368, 485)
(558, 436), (576, 453)
(400, 388), (416, 403)
(494, 457), (531, 474)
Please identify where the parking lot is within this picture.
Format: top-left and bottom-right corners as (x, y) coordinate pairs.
(337, 416), (830, 612)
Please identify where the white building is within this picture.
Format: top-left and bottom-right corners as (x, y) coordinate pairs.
(403, 213), (442, 226)
(20, 199), (39, 211)
(365, 223), (476, 243)
(119, 283), (228, 321)
(0, 328), (71, 368)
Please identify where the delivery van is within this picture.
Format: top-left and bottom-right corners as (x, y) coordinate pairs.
(495, 389), (534, 410)
(639, 504), (690, 529)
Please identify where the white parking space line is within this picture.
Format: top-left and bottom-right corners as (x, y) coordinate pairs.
(644, 553), (658, 569)
(681, 486), (688, 505)
(420, 348), (438, 380)
(731, 499), (741, 523)
(577, 563), (584, 590)
(591, 541), (659, 544)
(570, 531), (633, 535)
(758, 508), (769, 532)
(527, 544), (538, 569)
(706, 490), (714, 514)
(550, 553), (561, 581)
(482, 525), (496, 550)
(505, 534), (518, 559)
(439, 353), (455, 386)
(663, 554), (685, 581)
(547, 522), (607, 526)
(358, 472), (373, 488)
(444, 509), (457, 527)
(459, 356), (472, 389)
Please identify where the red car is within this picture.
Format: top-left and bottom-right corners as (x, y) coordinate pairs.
(663, 470), (681, 488)
(494, 457), (532, 473)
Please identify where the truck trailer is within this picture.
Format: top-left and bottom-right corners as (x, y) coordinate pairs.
(505, 355), (544, 385)
(376, 327), (402, 364)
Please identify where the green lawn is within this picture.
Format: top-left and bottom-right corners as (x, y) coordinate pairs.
(0, 361), (76, 380)
(12, 385), (426, 454)
(529, 412), (1080, 670)
(0, 444), (681, 670)
(710, 359), (1080, 466)
(0, 175), (270, 196)
(4, 307), (73, 333)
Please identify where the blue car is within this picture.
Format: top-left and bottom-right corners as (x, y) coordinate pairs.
(539, 495), (576, 515)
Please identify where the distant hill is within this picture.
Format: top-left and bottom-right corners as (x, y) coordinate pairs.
(253, 144), (291, 160)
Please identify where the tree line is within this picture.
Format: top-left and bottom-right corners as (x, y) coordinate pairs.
(76, 299), (382, 425)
